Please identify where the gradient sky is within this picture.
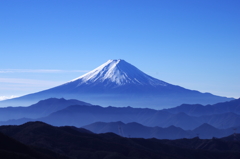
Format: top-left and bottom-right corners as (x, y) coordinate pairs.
(0, 0), (240, 100)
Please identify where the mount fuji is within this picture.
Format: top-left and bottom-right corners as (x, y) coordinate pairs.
(0, 59), (233, 108)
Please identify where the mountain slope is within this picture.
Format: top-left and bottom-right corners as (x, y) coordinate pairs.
(0, 59), (232, 108)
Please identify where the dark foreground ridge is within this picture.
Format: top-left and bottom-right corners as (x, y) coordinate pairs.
(0, 121), (239, 159)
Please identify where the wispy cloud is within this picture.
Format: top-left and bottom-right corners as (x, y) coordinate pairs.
(0, 69), (88, 73)
(0, 78), (63, 86)
(0, 78), (65, 97)
(0, 95), (18, 101)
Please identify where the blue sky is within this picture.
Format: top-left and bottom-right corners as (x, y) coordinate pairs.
(0, 0), (240, 100)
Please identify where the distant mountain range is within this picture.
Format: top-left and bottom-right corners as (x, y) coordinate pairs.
(0, 121), (239, 159)
(0, 59), (233, 109)
(0, 98), (90, 121)
(83, 121), (239, 139)
(1, 98), (240, 137)
(164, 98), (240, 116)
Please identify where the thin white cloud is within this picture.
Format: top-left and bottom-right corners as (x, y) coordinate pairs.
(0, 78), (65, 97)
(0, 69), (88, 73)
(0, 78), (63, 86)
(0, 95), (18, 101)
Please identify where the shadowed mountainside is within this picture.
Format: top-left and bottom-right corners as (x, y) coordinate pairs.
(0, 131), (68, 159)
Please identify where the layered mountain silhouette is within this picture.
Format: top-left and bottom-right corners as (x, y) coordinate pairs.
(165, 98), (240, 116)
(0, 59), (233, 108)
(83, 121), (239, 139)
(0, 121), (240, 159)
(1, 98), (240, 132)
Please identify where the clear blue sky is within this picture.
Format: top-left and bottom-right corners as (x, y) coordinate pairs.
(0, 0), (239, 100)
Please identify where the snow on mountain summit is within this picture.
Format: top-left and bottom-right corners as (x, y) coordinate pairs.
(70, 59), (168, 87)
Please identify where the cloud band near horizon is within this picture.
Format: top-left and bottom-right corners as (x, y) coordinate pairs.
(0, 69), (88, 73)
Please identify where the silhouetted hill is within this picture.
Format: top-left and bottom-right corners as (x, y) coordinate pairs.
(0, 98), (90, 121)
(0, 121), (240, 159)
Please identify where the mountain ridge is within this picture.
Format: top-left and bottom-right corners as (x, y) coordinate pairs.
(83, 121), (239, 139)
(0, 98), (90, 121)
(0, 121), (240, 159)
(164, 98), (240, 116)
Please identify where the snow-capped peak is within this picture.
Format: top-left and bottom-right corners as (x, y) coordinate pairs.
(70, 59), (169, 87)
